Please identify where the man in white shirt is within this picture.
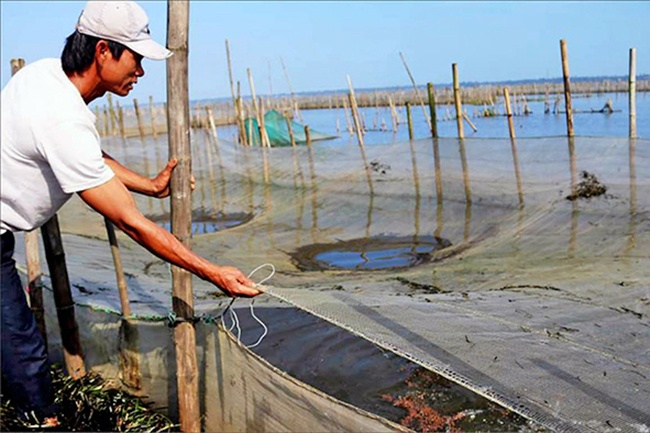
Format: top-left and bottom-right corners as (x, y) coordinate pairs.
(1, 1), (261, 425)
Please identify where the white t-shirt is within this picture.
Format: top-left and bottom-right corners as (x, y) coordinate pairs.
(1, 58), (114, 234)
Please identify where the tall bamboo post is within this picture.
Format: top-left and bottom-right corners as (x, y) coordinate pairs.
(133, 98), (146, 141)
(107, 93), (118, 135)
(247, 68), (270, 147)
(406, 102), (414, 140)
(285, 113), (296, 146)
(388, 95), (398, 132)
(504, 88), (524, 207)
(504, 87), (516, 139)
(399, 51), (431, 130)
(281, 56), (303, 122)
(452, 63), (464, 138)
(427, 82), (438, 138)
(11, 58), (47, 344)
(304, 124), (311, 146)
(225, 39), (238, 123)
(149, 95), (158, 140)
(629, 48), (636, 139)
(166, 1), (200, 430)
(41, 215), (86, 378)
(236, 81), (248, 146)
(560, 39), (574, 137)
(347, 75), (365, 146)
(104, 219), (131, 317)
(117, 101), (126, 139)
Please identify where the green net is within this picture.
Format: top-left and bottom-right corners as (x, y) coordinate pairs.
(244, 110), (337, 147)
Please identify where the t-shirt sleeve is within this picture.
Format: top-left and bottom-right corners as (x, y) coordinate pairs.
(37, 119), (114, 194)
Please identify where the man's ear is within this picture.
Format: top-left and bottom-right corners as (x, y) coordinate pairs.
(95, 40), (111, 62)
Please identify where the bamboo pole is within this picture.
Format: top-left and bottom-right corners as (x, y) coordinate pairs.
(281, 56), (303, 122)
(399, 51), (431, 130)
(304, 124), (311, 146)
(117, 102), (126, 139)
(285, 113), (296, 146)
(342, 98), (354, 135)
(133, 98), (146, 141)
(41, 215), (86, 379)
(452, 63), (464, 138)
(406, 102), (414, 140)
(427, 82), (438, 138)
(629, 47), (636, 139)
(504, 87), (516, 139)
(560, 39), (575, 137)
(225, 39), (239, 126)
(504, 88), (524, 207)
(462, 112), (478, 132)
(11, 58), (48, 345)
(347, 76), (365, 146)
(236, 81), (248, 146)
(107, 93), (118, 135)
(247, 68), (270, 147)
(166, 1), (200, 430)
(149, 95), (158, 140)
(259, 96), (270, 147)
(388, 95), (398, 132)
(205, 106), (219, 142)
(104, 218), (131, 317)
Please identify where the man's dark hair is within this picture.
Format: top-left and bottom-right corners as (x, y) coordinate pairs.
(61, 31), (127, 74)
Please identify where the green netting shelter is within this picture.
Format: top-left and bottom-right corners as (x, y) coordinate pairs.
(244, 110), (336, 147)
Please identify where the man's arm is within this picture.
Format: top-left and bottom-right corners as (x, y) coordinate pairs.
(78, 177), (260, 297)
(102, 151), (194, 198)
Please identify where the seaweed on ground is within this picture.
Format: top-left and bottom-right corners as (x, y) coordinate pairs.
(1, 365), (176, 432)
(566, 171), (608, 201)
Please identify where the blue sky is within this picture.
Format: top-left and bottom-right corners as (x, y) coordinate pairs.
(1, 1), (649, 105)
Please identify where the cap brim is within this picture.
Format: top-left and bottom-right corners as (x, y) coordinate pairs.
(124, 39), (172, 60)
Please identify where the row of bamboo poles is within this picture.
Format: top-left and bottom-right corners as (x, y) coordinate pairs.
(95, 69), (649, 141)
(14, 37), (639, 432)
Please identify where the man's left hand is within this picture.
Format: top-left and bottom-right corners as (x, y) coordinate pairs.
(151, 158), (196, 198)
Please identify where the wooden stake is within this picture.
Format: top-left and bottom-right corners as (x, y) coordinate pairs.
(504, 88), (524, 207)
(285, 113), (296, 146)
(166, 1), (200, 430)
(629, 47), (637, 139)
(117, 101), (126, 139)
(560, 39), (574, 137)
(399, 51), (431, 130)
(133, 98), (146, 141)
(452, 63), (464, 139)
(462, 112), (478, 132)
(388, 95), (398, 132)
(104, 219), (131, 317)
(304, 124), (311, 146)
(406, 102), (414, 140)
(280, 56), (303, 122)
(247, 68), (270, 146)
(40, 215), (86, 379)
(347, 76), (365, 146)
(149, 96), (158, 140)
(504, 87), (516, 139)
(107, 93), (118, 135)
(427, 82), (438, 138)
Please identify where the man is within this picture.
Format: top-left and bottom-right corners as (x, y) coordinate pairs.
(1, 1), (261, 425)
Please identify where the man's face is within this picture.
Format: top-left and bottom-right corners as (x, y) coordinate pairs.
(98, 46), (145, 97)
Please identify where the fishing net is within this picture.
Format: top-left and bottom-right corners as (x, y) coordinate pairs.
(13, 132), (650, 432)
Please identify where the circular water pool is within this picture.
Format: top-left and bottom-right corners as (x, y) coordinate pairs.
(290, 235), (452, 271)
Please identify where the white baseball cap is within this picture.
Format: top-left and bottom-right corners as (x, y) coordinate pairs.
(76, 1), (172, 60)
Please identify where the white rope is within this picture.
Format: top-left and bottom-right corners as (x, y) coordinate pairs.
(222, 264), (275, 348)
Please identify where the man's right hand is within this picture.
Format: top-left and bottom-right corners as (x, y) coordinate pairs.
(210, 265), (262, 298)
